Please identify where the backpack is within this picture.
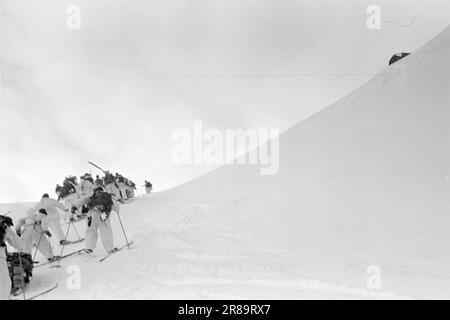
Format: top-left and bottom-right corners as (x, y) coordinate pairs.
(1, 215), (13, 248)
(0, 227), (5, 248)
(7, 252), (34, 289)
(104, 173), (114, 185)
(87, 191), (114, 214)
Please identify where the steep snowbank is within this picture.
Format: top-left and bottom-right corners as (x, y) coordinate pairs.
(168, 25), (450, 262)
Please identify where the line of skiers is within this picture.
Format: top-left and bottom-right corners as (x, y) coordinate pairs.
(56, 172), (137, 205)
(0, 182), (131, 299)
(1, 171), (152, 299)
(1, 189), (122, 299)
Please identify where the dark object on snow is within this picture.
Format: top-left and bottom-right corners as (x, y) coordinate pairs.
(389, 52), (410, 65)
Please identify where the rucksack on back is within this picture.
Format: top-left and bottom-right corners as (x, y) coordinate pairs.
(87, 191), (113, 214)
(7, 253), (34, 288)
(104, 174), (114, 185)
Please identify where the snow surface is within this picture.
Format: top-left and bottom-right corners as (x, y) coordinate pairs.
(2, 26), (450, 300)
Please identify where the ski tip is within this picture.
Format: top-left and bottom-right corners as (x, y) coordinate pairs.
(27, 284), (58, 300)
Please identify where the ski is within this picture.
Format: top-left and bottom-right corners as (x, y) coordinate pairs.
(99, 241), (134, 262)
(35, 249), (86, 268)
(63, 238), (85, 245)
(27, 284), (58, 300)
(11, 284), (57, 300)
(78, 250), (96, 258)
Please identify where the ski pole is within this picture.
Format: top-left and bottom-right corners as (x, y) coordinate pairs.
(32, 233), (44, 262)
(89, 161), (124, 201)
(17, 252), (26, 300)
(116, 211), (131, 248)
(71, 221), (82, 241)
(47, 234), (55, 267)
(54, 222), (71, 269)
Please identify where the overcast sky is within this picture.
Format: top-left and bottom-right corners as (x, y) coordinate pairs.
(1, 0), (449, 203)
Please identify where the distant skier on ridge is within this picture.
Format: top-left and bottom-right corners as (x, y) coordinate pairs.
(145, 181), (152, 194)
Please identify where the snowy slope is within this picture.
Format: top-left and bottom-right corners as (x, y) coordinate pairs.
(165, 26), (450, 262)
(4, 26), (450, 300)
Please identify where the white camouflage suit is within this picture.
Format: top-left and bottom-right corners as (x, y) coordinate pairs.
(117, 182), (128, 201)
(28, 197), (68, 243)
(62, 192), (80, 215)
(80, 178), (94, 197)
(1, 228), (23, 300)
(105, 182), (121, 201)
(16, 212), (53, 260)
(74, 194), (120, 253)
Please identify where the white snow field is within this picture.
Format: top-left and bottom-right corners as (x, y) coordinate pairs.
(2, 26), (450, 300)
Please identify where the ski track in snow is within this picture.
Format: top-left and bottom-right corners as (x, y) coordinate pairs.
(5, 188), (450, 300)
(3, 196), (411, 299)
(3, 196), (418, 300)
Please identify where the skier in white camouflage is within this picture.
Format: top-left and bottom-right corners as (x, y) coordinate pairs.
(28, 193), (70, 245)
(16, 209), (55, 262)
(72, 187), (120, 254)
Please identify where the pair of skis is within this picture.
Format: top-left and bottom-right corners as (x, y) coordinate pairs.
(80, 241), (135, 262)
(12, 284), (58, 300)
(35, 248), (86, 268)
(16, 241), (134, 300)
(35, 239), (134, 267)
(34, 238), (85, 268)
(47, 240), (135, 263)
(98, 240), (134, 262)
